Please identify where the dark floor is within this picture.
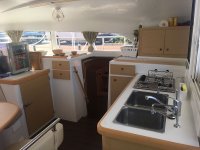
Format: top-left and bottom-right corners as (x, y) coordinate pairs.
(58, 117), (102, 150)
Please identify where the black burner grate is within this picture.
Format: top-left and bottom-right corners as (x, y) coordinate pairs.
(134, 75), (175, 93)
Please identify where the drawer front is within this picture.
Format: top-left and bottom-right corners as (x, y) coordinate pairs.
(52, 61), (70, 70)
(53, 70), (70, 80)
(110, 65), (135, 76)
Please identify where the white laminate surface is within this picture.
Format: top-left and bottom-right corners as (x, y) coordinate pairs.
(100, 75), (199, 147)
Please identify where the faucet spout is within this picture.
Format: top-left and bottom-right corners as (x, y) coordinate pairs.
(145, 95), (165, 105)
(146, 95), (182, 128)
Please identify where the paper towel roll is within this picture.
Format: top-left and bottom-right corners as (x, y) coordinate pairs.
(159, 20), (169, 27)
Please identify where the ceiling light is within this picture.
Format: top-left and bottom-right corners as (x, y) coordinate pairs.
(52, 7), (64, 22)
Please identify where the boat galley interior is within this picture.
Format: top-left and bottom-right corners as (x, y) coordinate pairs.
(0, 0), (200, 149)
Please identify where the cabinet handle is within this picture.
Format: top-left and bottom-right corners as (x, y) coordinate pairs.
(160, 48), (162, 51)
(60, 73), (63, 75)
(121, 68), (124, 71)
(166, 48), (169, 51)
(24, 102), (32, 108)
(113, 79), (117, 82)
(59, 64), (62, 66)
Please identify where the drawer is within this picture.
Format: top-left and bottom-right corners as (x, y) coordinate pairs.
(53, 70), (70, 80)
(110, 64), (135, 76)
(52, 61), (70, 70)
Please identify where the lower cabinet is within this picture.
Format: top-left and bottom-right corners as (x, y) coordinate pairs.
(43, 58), (87, 122)
(110, 76), (133, 105)
(20, 74), (54, 135)
(102, 136), (157, 150)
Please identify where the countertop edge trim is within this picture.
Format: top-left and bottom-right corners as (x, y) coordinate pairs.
(97, 122), (199, 150)
(0, 69), (50, 85)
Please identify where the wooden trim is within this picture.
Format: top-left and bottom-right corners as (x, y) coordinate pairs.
(114, 58), (185, 66)
(97, 123), (199, 150)
(0, 69), (49, 85)
(139, 26), (190, 30)
(0, 102), (21, 132)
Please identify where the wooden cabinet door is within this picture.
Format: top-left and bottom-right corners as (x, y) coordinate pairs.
(164, 27), (190, 58)
(110, 76), (133, 105)
(20, 74), (54, 135)
(138, 28), (165, 56)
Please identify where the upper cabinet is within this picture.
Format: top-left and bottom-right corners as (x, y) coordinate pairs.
(138, 26), (190, 58)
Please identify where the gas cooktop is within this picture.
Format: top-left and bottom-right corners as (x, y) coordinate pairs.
(134, 75), (175, 93)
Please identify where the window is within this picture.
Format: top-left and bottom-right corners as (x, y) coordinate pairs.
(0, 31), (52, 53)
(21, 31), (52, 52)
(190, 0), (200, 90)
(0, 31), (133, 54)
(95, 33), (133, 51)
(195, 37), (200, 88)
(56, 32), (133, 51)
(56, 32), (88, 51)
(0, 32), (10, 43)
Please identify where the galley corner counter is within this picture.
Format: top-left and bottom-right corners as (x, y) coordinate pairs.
(98, 58), (200, 150)
(0, 69), (54, 148)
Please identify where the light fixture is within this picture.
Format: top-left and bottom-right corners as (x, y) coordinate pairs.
(52, 7), (65, 22)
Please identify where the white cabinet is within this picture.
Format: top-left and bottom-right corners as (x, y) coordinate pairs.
(43, 58), (87, 122)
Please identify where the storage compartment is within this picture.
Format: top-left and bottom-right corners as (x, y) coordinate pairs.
(52, 61), (70, 70)
(110, 64), (135, 76)
(138, 26), (190, 58)
(53, 70), (70, 80)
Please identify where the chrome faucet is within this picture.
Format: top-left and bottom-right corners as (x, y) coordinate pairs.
(145, 94), (182, 128)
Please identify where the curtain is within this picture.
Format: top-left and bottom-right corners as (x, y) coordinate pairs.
(6, 30), (23, 43)
(82, 31), (98, 52)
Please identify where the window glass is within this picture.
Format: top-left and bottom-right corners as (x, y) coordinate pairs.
(56, 32), (133, 51)
(21, 31), (52, 52)
(56, 32), (88, 51)
(0, 31), (52, 54)
(0, 32), (10, 43)
(195, 37), (200, 88)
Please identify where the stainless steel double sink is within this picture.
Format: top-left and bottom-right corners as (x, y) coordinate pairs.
(114, 91), (168, 133)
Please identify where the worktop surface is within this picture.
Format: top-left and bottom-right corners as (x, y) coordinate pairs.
(0, 69), (49, 85)
(98, 75), (199, 148)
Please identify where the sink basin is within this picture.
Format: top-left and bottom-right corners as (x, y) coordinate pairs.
(126, 91), (168, 108)
(114, 106), (166, 133)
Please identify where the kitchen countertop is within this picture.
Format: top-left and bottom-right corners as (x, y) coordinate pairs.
(0, 102), (21, 132)
(114, 56), (186, 66)
(0, 69), (49, 85)
(98, 75), (199, 149)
